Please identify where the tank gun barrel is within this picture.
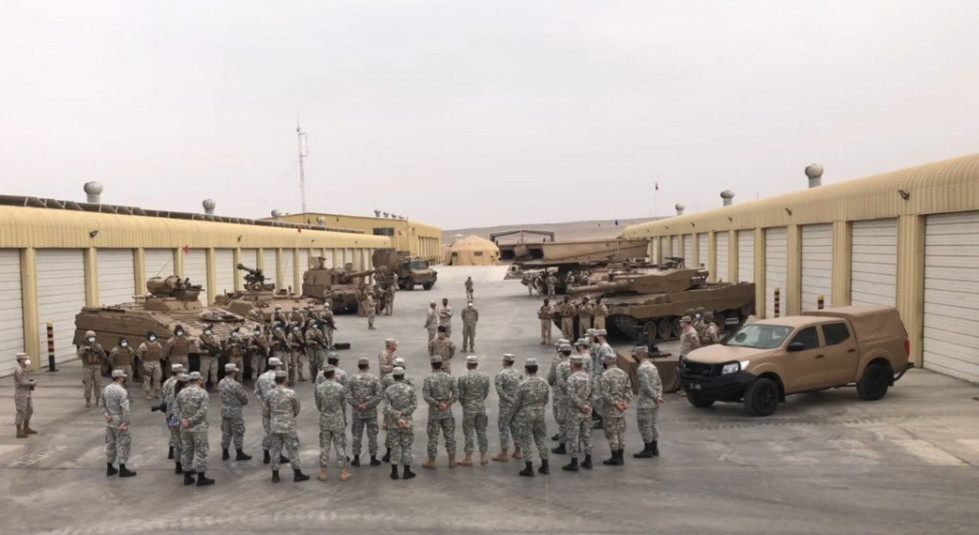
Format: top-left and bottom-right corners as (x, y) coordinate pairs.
(236, 263), (265, 284)
(568, 280), (629, 296)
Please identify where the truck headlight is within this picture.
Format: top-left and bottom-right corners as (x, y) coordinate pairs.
(721, 361), (750, 375)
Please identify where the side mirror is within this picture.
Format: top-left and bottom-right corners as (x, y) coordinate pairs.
(787, 342), (806, 352)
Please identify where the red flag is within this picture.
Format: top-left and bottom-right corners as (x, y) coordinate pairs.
(181, 245), (190, 254)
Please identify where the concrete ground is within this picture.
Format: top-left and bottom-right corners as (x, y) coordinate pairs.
(2, 265), (978, 534)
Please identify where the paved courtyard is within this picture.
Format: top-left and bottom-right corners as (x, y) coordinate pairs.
(1, 265), (978, 534)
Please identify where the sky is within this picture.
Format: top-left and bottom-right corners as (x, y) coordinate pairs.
(2, 0), (979, 229)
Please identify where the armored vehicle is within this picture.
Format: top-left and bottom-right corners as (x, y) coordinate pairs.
(565, 264), (755, 341)
(213, 264), (326, 323)
(372, 248), (437, 290)
(301, 257), (376, 313)
(507, 238), (651, 294)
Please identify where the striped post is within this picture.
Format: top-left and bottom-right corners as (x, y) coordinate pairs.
(46, 322), (58, 372)
(774, 288), (781, 318)
(817, 295), (825, 310)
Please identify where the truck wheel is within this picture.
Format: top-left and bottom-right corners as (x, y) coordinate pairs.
(857, 362), (892, 401)
(670, 317), (682, 338)
(656, 318), (672, 340)
(686, 391), (715, 408)
(422, 282), (433, 290)
(743, 377), (779, 417)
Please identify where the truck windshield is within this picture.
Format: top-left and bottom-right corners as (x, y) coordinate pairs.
(725, 324), (794, 349)
(409, 261), (429, 270)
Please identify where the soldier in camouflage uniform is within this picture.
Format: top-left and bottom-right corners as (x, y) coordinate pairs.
(254, 357), (283, 464)
(464, 276), (474, 301)
(248, 326), (271, 381)
(346, 358), (383, 467)
(158, 363), (185, 464)
(592, 329), (616, 429)
(559, 297), (576, 340)
(378, 338), (398, 378)
(219, 363), (251, 461)
(574, 338), (593, 375)
(314, 365), (352, 482)
(428, 326), (456, 374)
(511, 358), (550, 477)
(305, 321), (329, 381)
(577, 297), (594, 338)
(289, 306), (305, 324)
(461, 302), (479, 352)
(366, 294), (377, 330)
(269, 323), (293, 385)
(136, 332), (164, 400)
(422, 356), (459, 469)
(13, 353), (36, 439)
(600, 353), (633, 466)
(164, 325), (193, 370)
(78, 330), (107, 408)
(102, 369), (136, 478)
(634, 350), (664, 458)
(316, 353), (347, 388)
(109, 338), (136, 391)
(176, 372), (215, 486)
(224, 330), (248, 377)
(492, 354), (523, 462)
(321, 303), (336, 349)
(538, 298), (554, 345)
(456, 356), (490, 466)
(384, 366), (417, 480)
(561, 355), (594, 472)
(196, 327), (221, 389)
(287, 323), (306, 383)
(593, 297), (608, 331)
(266, 370), (310, 483)
(548, 342), (572, 452)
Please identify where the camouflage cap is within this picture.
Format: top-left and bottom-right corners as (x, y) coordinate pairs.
(569, 354), (584, 365)
(111, 369), (127, 378)
(555, 338), (569, 347)
(171, 363), (185, 372)
(430, 355), (443, 365)
(16, 352), (29, 361)
(525, 358), (538, 367)
(327, 352), (339, 362)
(632, 346), (649, 355)
(188, 371), (203, 381)
(585, 329), (597, 337)
(502, 353), (516, 363)
(680, 316), (692, 323)
(558, 344), (573, 353)
(602, 354), (617, 363)
(393, 357), (406, 366)
(466, 355), (478, 365)
(322, 365), (336, 374)
(385, 338), (398, 345)
(274, 369), (287, 379)
(224, 363), (238, 372)
(357, 358), (370, 366)
(575, 338), (590, 347)
(176, 373), (190, 382)
(268, 357), (282, 367)
(392, 366), (405, 376)
(85, 330), (96, 338)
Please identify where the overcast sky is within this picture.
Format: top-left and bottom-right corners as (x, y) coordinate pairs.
(2, 1), (978, 229)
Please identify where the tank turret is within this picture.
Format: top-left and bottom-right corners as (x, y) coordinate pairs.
(568, 267), (706, 296)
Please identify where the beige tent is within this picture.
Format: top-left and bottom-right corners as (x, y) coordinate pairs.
(445, 234), (501, 266)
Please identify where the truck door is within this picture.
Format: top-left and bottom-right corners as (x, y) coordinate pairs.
(784, 326), (826, 392)
(821, 322), (859, 386)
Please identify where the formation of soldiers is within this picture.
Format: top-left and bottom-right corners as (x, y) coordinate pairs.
(536, 295), (609, 344)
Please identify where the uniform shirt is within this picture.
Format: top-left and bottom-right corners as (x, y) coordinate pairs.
(165, 336), (193, 358)
(314, 380), (347, 432)
(679, 327), (700, 356)
(175, 384), (209, 432)
(636, 360), (663, 409)
(382, 372), (414, 391)
(78, 343), (106, 367)
(704, 324), (721, 345)
(437, 305), (453, 327)
(219, 376), (248, 417)
(249, 335), (271, 356)
(547, 355), (567, 387)
(253, 370), (278, 403)
(422, 371), (458, 419)
(14, 366), (33, 395)
(456, 370), (490, 415)
(425, 308), (439, 329)
(109, 346), (135, 366)
(161, 376), (178, 414)
(559, 302), (577, 319)
(197, 334), (221, 356)
(512, 376), (550, 418)
(384, 382), (417, 428)
(101, 382), (131, 429)
(537, 304), (554, 320)
(378, 349), (396, 377)
(461, 307), (479, 326)
(266, 386), (300, 434)
(566, 371), (593, 416)
(600, 367), (633, 418)
(428, 337), (456, 360)
(578, 302), (595, 319)
(305, 327), (327, 350)
(594, 303), (609, 318)
(137, 341), (164, 361)
(555, 361), (573, 400)
(316, 368), (348, 388)
(577, 350), (594, 375)
(345, 372), (383, 418)
(224, 338), (247, 357)
(494, 368), (523, 407)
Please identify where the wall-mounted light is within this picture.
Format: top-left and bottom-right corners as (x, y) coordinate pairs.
(89, 230), (99, 238)
(898, 189), (910, 200)
(691, 222), (695, 227)
(237, 235), (243, 242)
(727, 216), (733, 222)
(785, 208), (793, 216)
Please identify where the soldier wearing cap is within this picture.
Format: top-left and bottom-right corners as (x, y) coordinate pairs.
(78, 330), (107, 408)
(437, 298), (453, 338)
(701, 311), (721, 345)
(679, 316), (700, 357)
(461, 301), (479, 353)
(166, 372), (191, 474)
(577, 297), (594, 338)
(346, 358), (383, 467)
(365, 294), (377, 330)
(286, 322), (306, 384)
(248, 326), (271, 382)
(158, 363), (185, 462)
(219, 363), (250, 462)
(384, 366), (417, 480)
(512, 358), (550, 477)
(137, 331), (164, 400)
(538, 298), (554, 345)
(102, 369), (136, 478)
(464, 276), (474, 301)
(196, 326), (222, 389)
(109, 338), (136, 392)
(176, 371), (214, 486)
(456, 355), (490, 466)
(305, 321), (329, 381)
(562, 354), (594, 472)
(559, 296), (576, 340)
(428, 326), (456, 374)
(592, 329), (615, 430)
(316, 353), (347, 388)
(380, 356), (412, 463)
(269, 323), (294, 386)
(593, 297), (609, 331)
(224, 329), (248, 379)
(321, 303), (336, 349)
(164, 325), (193, 372)
(254, 357), (283, 464)
(314, 364), (352, 483)
(289, 305), (305, 324)
(550, 343), (575, 455)
(424, 301), (439, 342)
(599, 353), (633, 467)
(378, 338), (398, 378)
(267, 369), (310, 483)
(13, 353), (36, 439)
(633, 350), (664, 459)
(574, 338), (594, 375)
(493, 354), (523, 462)
(422, 355), (459, 469)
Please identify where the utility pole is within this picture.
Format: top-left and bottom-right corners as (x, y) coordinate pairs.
(297, 122), (309, 213)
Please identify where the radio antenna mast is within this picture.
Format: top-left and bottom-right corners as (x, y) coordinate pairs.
(297, 121), (309, 212)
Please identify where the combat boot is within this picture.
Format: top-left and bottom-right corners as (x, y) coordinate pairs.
(652, 441), (659, 456)
(340, 468), (352, 481)
(581, 454), (593, 470)
(518, 461), (534, 477)
(318, 467), (328, 481)
(118, 464), (136, 478)
(538, 459), (550, 475)
(222, 448), (230, 461)
(422, 455), (437, 470)
(492, 451), (509, 462)
(196, 472), (215, 486)
(448, 453), (457, 468)
(511, 446), (522, 459)
(615, 449), (625, 466)
(562, 457), (579, 472)
(174, 462), (182, 475)
(15, 424), (27, 439)
(168, 446), (174, 460)
(24, 421), (37, 435)
(263, 450), (271, 464)
(293, 469), (310, 482)
(602, 451), (617, 466)
(402, 466), (416, 480)
(236, 449), (252, 461)
(351, 455), (361, 467)
(634, 442), (654, 458)
(551, 443), (567, 455)
(480, 453), (489, 465)
(382, 448), (391, 463)
(279, 455), (289, 464)
(106, 463), (118, 477)
(551, 433), (560, 441)
(390, 465), (400, 480)
(183, 471), (196, 485)
(457, 454), (473, 467)
(271, 470), (281, 483)
(370, 455), (382, 467)
(85, 398), (91, 409)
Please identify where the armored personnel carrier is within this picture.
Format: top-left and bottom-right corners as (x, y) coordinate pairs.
(301, 257), (376, 313)
(565, 264), (755, 341)
(213, 264), (326, 323)
(372, 249), (437, 290)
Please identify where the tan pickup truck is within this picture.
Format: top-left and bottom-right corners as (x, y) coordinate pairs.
(679, 305), (912, 416)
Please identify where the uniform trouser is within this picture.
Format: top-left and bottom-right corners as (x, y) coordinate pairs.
(169, 423), (182, 461)
(273, 350), (292, 383)
(142, 361), (162, 397)
(540, 320), (552, 344)
(564, 412), (593, 458)
(228, 355), (244, 376)
(637, 406), (659, 442)
(552, 395), (567, 442)
(351, 415), (379, 457)
(14, 394), (33, 425)
(561, 318), (574, 339)
(389, 426), (414, 467)
(200, 356), (218, 386)
(426, 414), (456, 456)
(308, 348), (326, 380)
(180, 429), (209, 473)
(461, 410), (488, 455)
(442, 359), (452, 375)
(594, 316), (606, 330)
(221, 414), (246, 450)
(319, 427), (347, 468)
(368, 311), (376, 328)
(295, 350), (308, 381)
(497, 403), (518, 452)
(325, 330), (335, 349)
(441, 324), (452, 338)
(105, 426), (132, 464)
(592, 377), (604, 416)
(270, 431), (300, 471)
(82, 366), (102, 402)
(462, 324), (476, 350)
(466, 290), (473, 301)
(426, 327), (437, 342)
(262, 413), (271, 450)
(517, 412), (548, 463)
(249, 354), (266, 381)
(579, 317), (592, 338)
(603, 415), (626, 451)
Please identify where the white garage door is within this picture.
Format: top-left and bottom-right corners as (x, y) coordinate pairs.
(0, 250), (24, 376)
(737, 230), (754, 283)
(214, 249), (235, 296)
(299, 249), (311, 276)
(765, 228), (788, 318)
(683, 235), (692, 265)
(323, 249), (336, 268)
(97, 249), (136, 306)
(145, 249), (176, 280)
(670, 237), (679, 258)
(656, 238), (666, 264)
(697, 233), (708, 269)
(923, 212), (979, 382)
(851, 219), (897, 306)
(801, 224), (833, 311)
(37, 249), (86, 363)
(184, 249), (207, 292)
(239, 249), (260, 288)
(716, 232), (729, 283)
(282, 250), (296, 291)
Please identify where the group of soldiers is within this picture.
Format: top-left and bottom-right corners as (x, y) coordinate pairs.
(678, 307), (723, 357)
(536, 296), (609, 344)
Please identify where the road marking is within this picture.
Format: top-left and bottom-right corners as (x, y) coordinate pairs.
(893, 439), (966, 466)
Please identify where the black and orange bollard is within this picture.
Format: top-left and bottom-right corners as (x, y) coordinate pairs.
(46, 322), (58, 372)
(817, 295), (825, 310)
(773, 288), (781, 318)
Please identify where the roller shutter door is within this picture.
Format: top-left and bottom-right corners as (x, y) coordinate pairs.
(282, 250), (296, 292)
(656, 238), (665, 264)
(299, 249), (311, 276)
(183, 249), (207, 292)
(851, 219), (897, 306)
(801, 224), (833, 310)
(214, 249), (235, 296)
(239, 249), (260, 287)
(697, 233), (708, 269)
(145, 249), (176, 280)
(923, 212), (979, 382)
(765, 228), (788, 318)
(671, 237), (679, 258)
(97, 249), (136, 306)
(0, 250), (24, 376)
(324, 249), (336, 268)
(716, 232), (729, 282)
(36, 250), (86, 363)
(737, 230), (754, 283)
(683, 236), (692, 265)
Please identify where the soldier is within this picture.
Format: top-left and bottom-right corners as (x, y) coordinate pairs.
(272, 306), (287, 325)
(546, 341), (567, 443)
(512, 358), (550, 477)
(305, 321), (329, 380)
(305, 304), (321, 323)
(574, 338), (594, 376)
(366, 294), (378, 330)
(197, 326), (221, 389)
(289, 305), (304, 324)
(545, 272), (557, 299)
(702, 311), (721, 345)
(346, 358), (383, 467)
(562, 355), (594, 472)
(592, 329), (616, 429)
(424, 301), (439, 341)
(224, 329), (248, 377)
(437, 298), (453, 338)
(456, 356), (490, 466)
(593, 297), (609, 331)
(538, 298), (554, 345)
(158, 363), (185, 464)
(176, 371), (215, 486)
(314, 365), (352, 482)
(464, 276), (474, 301)
(461, 301), (479, 353)
(679, 316), (700, 358)
(248, 326), (271, 381)
(428, 326), (457, 374)
(109, 338), (136, 391)
(577, 297), (594, 338)
(102, 369), (136, 478)
(492, 354), (522, 462)
(693, 307), (707, 341)
(219, 363), (251, 461)
(559, 297), (576, 340)
(254, 357), (283, 464)
(422, 356), (458, 469)
(287, 323), (307, 383)
(378, 338), (398, 378)
(137, 332), (164, 400)
(321, 303), (336, 349)
(164, 325), (193, 370)
(78, 330), (107, 408)
(13, 353), (36, 439)
(163, 371), (190, 474)
(600, 353), (633, 466)
(380, 355), (411, 463)
(634, 350), (664, 458)
(316, 353), (347, 387)
(385, 280), (396, 316)
(266, 370), (310, 483)
(549, 344), (573, 455)
(384, 366), (417, 480)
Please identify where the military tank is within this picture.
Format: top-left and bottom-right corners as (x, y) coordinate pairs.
(214, 264), (326, 323)
(301, 257), (376, 313)
(564, 264), (755, 341)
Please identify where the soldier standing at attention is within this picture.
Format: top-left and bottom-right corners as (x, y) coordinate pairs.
(196, 327), (221, 389)
(314, 365), (352, 483)
(321, 303), (336, 349)
(600, 354), (633, 467)
(378, 338), (398, 378)
(593, 297), (608, 331)
(538, 298), (554, 345)
(102, 369), (136, 478)
(559, 297), (576, 340)
(461, 301), (479, 353)
(380, 356), (411, 463)
(424, 301), (439, 342)
(248, 326), (270, 382)
(679, 316), (700, 359)
(562, 355), (594, 472)
(592, 329), (616, 429)
(305, 321), (329, 381)
(287, 323), (306, 384)
(109, 338), (136, 392)
(137, 332), (164, 400)
(384, 366), (417, 480)
(574, 338), (594, 376)
(346, 358), (383, 467)
(366, 294), (378, 330)
(385, 280), (396, 316)
(634, 350), (664, 459)
(254, 357), (283, 464)
(176, 371), (215, 486)
(219, 363), (251, 461)
(456, 356), (490, 466)
(547, 344), (571, 451)
(428, 326), (457, 374)
(158, 363), (185, 464)
(13, 353), (36, 439)
(289, 306), (305, 324)
(316, 353), (347, 388)
(438, 298), (453, 338)
(164, 325), (192, 371)
(78, 330), (107, 408)
(464, 276), (474, 301)
(512, 358), (550, 477)
(422, 356), (459, 469)
(266, 370), (310, 483)
(577, 298), (594, 338)
(224, 330), (248, 378)
(270, 324), (292, 385)
(492, 354), (522, 461)
(545, 273), (557, 299)
(164, 372), (190, 474)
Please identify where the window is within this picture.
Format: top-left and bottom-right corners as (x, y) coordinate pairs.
(791, 327), (820, 350)
(822, 323), (850, 346)
(451, 252), (458, 257)
(373, 228), (395, 237)
(474, 251), (484, 257)
(726, 324), (794, 349)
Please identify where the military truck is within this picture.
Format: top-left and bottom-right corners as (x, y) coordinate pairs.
(301, 257), (376, 313)
(213, 264), (326, 323)
(372, 248), (437, 290)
